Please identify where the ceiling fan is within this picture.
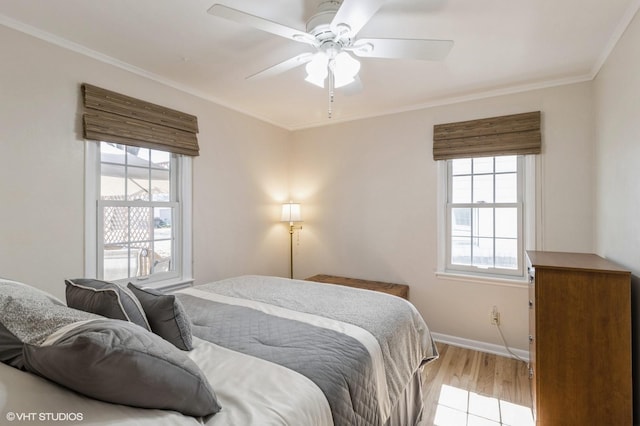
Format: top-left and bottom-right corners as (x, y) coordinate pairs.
(207, 0), (453, 117)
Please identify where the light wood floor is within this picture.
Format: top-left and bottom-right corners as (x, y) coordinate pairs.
(421, 342), (533, 426)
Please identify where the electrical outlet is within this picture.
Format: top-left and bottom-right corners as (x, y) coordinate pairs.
(490, 306), (500, 326)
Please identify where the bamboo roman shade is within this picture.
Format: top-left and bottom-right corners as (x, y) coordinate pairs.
(433, 111), (541, 160)
(82, 83), (200, 156)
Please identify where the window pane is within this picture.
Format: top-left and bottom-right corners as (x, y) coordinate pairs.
(101, 165), (125, 200)
(153, 240), (173, 274)
(451, 237), (471, 266)
(473, 157), (493, 174)
(452, 176), (471, 203)
(451, 209), (471, 237)
(153, 246), (173, 274)
(495, 173), (517, 203)
(135, 148), (150, 167)
(452, 158), (471, 175)
(129, 207), (152, 243)
(472, 237), (494, 268)
(474, 208), (494, 238)
(100, 142), (126, 164)
(151, 169), (171, 201)
(495, 156), (517, 173)
(154, 207), (172, 235)
(103, 206), (128, 246)
(495, 208), (518, 238)
(103, 245), (130, 282)
(495, 238), (518, 269)
(127, 167), (150, 201)
(134, 244), (172, 277)
(154, 207), (173, 274)
(131, 243), (150, 277)
(473, 175), (493, 203)
(151, 150), (171, 168)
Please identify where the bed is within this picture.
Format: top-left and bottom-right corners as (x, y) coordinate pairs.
(0, 275), (438, 425)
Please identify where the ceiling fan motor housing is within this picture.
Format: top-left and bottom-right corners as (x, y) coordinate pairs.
(306, 1), (352, 47)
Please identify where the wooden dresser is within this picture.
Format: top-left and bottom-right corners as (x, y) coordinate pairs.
(305, 274), (409, 299)
(526, 251), (632, 425)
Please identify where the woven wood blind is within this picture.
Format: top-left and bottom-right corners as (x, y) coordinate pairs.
(82, 83), (200, 156)
(433, 111), (541, 160)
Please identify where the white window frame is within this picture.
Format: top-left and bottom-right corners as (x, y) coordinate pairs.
(85, 141), (193, 290)
(437, 155), (537, 283)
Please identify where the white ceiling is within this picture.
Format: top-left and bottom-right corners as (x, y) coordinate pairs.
(1, 0), (638, 130)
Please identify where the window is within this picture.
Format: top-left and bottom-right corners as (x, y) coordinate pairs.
(433, 111), (540, 281)
(445, 155), (524, 278)
(86, 142), (192, 288)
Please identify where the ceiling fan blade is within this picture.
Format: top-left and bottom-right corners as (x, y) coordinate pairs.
(208, 4), (317, 46)
(350, 38), (454, 61)
(246, 53), (314, 80)
(330, 0), (386, 38)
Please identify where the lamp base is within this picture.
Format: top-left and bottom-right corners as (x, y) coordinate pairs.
(288, 224), (302, 279)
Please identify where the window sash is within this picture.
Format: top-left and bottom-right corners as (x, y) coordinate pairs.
(445, 156), (525, 277)
(99, 145), (180, 284)
(97, 200), (181, 284)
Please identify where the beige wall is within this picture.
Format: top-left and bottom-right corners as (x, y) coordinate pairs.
(0, 25), (292, 300)
(0, 16), (620, 357)
(593, 8), (640, 420)
(290, 82), (596, 350)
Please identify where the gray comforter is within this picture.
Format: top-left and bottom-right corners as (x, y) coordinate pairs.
(177, 275), (438, 426)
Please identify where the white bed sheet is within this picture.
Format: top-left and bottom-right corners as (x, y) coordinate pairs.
(0, 337), (333, 425)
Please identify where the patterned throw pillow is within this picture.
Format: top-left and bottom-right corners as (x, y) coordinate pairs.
(0, 278), (99, 368)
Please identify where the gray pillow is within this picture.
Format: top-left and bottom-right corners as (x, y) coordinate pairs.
(128, 283), (193, 351)
(65, 278), (150, 330)
(23, 319), (221, 417)
(0, 279), (220, 417)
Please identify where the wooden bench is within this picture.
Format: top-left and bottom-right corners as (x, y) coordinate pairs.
(305, 274), (409, 299)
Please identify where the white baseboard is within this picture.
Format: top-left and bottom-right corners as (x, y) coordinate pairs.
(431, 332), (530, 362)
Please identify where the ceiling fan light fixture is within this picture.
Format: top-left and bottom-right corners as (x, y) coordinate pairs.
(331, 51), (360, 88)
(305, 53), (329, 87)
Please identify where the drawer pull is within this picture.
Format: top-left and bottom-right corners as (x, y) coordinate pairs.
(529, 335), (534, 344)
(529, 300), (533, 308)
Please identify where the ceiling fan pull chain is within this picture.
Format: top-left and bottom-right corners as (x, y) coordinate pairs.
(328, 70), (335, 119)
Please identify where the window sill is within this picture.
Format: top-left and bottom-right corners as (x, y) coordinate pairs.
(435, 271), (528, 289)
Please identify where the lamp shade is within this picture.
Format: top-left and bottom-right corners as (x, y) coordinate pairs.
(332, 52), (360, 88)
(305, 53), (328, 88)
(281, 202), (302, 223)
